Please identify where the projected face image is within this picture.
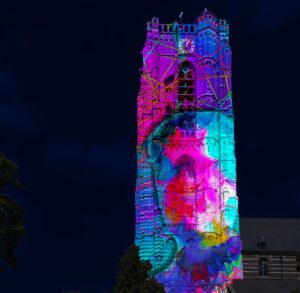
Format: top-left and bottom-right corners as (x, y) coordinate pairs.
(135, 12), (242, 293)
(143, 111), (242, 292)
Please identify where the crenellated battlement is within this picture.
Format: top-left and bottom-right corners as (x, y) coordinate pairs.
(146, 9), (229, 42)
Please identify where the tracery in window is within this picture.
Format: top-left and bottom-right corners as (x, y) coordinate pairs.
(178, 61), (195, 103)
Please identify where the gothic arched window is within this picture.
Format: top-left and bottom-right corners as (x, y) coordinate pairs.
(259, 258), (270, 277)
(178, 61), (195, 103)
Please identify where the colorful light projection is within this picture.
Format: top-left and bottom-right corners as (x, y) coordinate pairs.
(135, 10), (242, 292)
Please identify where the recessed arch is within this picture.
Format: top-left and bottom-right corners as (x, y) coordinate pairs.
(259, 257), (270, 277)
(178, 61), (195, 103)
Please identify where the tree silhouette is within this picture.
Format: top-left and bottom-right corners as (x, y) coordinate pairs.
(0, 153), (25, 270)
(113, 245), (165, 293)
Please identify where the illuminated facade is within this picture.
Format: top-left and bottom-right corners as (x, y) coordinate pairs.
(135, 10), (242, 292)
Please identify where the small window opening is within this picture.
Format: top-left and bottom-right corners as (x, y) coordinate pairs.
(259, 258), (270, 277)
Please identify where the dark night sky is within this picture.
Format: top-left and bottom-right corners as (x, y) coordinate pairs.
(0, 0), (300, 292)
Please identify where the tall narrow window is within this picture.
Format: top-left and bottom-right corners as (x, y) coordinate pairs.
(259, 258), (270, 277)
(178, 61), (195, 103)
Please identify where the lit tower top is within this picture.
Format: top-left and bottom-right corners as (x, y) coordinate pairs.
(138, 9), (232, 146)
(135, 10), (242, 293)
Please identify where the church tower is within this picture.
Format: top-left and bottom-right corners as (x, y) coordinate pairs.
(135, 10), (242, 292)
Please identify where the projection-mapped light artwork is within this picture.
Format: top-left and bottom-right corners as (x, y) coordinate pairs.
(135, 9), (242, 293)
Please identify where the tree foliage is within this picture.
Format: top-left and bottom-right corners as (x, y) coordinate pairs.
(0, 153), (25, 270)
(113, 245), (165, 293)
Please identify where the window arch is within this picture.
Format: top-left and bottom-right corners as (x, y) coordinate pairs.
(178, 61), (195, 103)
(151, 66), (159, 81)
(174, 154), (197, 194)
(259, 257), (270, 277)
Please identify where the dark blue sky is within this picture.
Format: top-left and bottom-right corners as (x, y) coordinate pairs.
(1, 0), (300, 292)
